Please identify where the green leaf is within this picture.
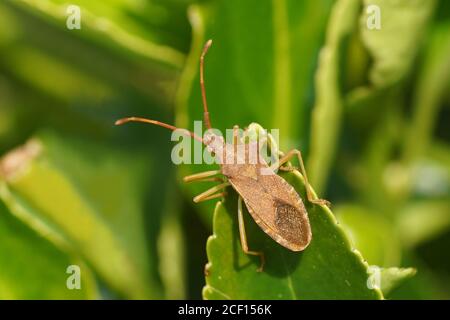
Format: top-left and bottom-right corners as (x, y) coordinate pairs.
(360, 0), (437, 88)
(366, 265), (416, 297)
(308, 0), (361, 195)
(335, 205), (402, 267)
(2, 46), (113, 102)
(403, 22), (450, 163)
(158, 205), (187, 300)
(7, 0), (185, 68)
(203, 171), (383, 299)
(176, 0), (334, 224)
(1, 0), (186, 105)
(347, 0), (437, 105)
(0, 200), (97, 299)
(387, 253), (447, 299)
(397, 200), (450, 248)
(379, 267), (416, 296)
(396, 143), (450, 248)
(0, 133), (165, 298)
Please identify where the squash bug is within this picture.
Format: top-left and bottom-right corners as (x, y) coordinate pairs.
(115, 40), (330, 272)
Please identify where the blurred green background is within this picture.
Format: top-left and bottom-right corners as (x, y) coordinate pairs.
(0, 0), (449, 299)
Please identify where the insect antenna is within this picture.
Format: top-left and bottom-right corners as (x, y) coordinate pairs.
(115, 39), (214, 144)
(200, 39), (213, 130)
(115, 117), (203, 143)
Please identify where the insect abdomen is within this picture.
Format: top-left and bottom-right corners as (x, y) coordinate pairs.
(229, 172), (312, 251)
(273, 199), (311, 251)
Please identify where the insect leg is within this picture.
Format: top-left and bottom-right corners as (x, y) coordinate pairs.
(233, 125), (248, 164)
(237, 196), (265, 272)
(257, 131), (283, 167)
(183, 170), (222, 183)
(233, 125), (240, 145)
(266, 133), (282, 157)
(193, 182), (230, 203)
(276, 149), (330, 207)
(197, 191), (227, 202)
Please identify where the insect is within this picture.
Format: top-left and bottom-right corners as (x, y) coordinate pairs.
(115, 40), (329, 272)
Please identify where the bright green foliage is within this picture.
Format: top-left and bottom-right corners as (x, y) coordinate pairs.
(204, 171), (383, 300)
(0, 202), (97, 299)
(177, 0), (334, 224)
(0, 0), (449, 299)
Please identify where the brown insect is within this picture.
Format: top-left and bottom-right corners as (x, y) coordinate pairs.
(115, 40), (329, 272)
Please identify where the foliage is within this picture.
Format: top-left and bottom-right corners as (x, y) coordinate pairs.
(0, 0), (449, 299)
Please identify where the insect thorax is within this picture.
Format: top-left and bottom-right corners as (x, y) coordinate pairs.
(220, 142), (269, 177)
